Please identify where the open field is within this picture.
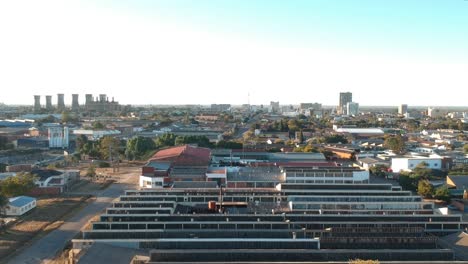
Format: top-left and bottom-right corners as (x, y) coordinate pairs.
(5, 164), (140, 264)
(0, 196), (91, 262)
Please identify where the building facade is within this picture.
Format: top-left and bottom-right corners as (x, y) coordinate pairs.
(346, 102), (359, 116)
(399, 104), (408, 115)
(339, 92), (352, 115)
(48, 126), (69, 149)
(391, 157), (442, 172)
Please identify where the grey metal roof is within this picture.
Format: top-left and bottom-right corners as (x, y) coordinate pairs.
(172, 181), (218, 189)
(9, 196), (36, 208)
(447, 175), (468, 189)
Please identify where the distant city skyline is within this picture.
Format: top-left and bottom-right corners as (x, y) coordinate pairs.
(0, 0), (467, 106)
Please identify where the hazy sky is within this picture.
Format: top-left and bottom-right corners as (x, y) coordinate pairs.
(1, 0), (467, 106)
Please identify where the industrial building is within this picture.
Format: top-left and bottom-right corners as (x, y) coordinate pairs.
(45, 95), (52, 110)
(72, 94), (79, 111)
(85, 93), (121, 112)
(57, 93), (65, 110)
(34, 95), (41, 112)
(73, 180), (463, 262)
(73, 145), (466, 262)
(48, 126), (69, 149)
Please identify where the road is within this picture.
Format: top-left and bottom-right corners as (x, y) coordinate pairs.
(7, 168), (138, 264)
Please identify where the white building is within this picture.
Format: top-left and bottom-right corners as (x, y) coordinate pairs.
(73, 129), (121, 140)
(346, 102), (359, 116)
(139, 175), (164, 188)
(5, 196), (36, 216)
(48, 126), (69, 149)
(391, 157), (442, 172)
(398, 104), (408, 115)
(281, 168), (369, 184)
(428, 107), (444, 118)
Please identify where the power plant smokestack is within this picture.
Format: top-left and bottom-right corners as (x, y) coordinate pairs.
(85, 94), (93, 105)
(72, 94), (79, 111)
(34, 95), (41, 112)
(57, 93), (65, 110)
(45, 95), (52, 110)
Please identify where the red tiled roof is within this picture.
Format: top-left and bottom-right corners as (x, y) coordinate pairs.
(152, 145), (187, 159)
(150, 145), (211, 166)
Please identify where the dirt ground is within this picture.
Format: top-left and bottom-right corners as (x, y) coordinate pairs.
(0, 163), (141, 263)
(0, 196), (90, 261)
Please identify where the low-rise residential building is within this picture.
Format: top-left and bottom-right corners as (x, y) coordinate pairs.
(358, 157), (390, 170)
(32, 169), (80, 192)
(4, 196), (36, 216)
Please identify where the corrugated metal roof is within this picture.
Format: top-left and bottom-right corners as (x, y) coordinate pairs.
(9, 196), (36, 208)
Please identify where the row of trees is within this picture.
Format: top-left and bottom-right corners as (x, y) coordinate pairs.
(155, 134), (212, 148)
(77, 133), (247, 162)
(155, 133), (242, 150)
(76, 135), (123, 161)
(383, 135), (405, 154)
(126, 136), (157, 160)
(398, 162), (450, 202)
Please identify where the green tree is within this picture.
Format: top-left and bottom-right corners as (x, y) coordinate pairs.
(399, 174), (417, 191)
(126, 136), (157, 160)
(216, 140), (243, 149)
(0, 172), (37, 197)
(417, 179), (434, 198)
(0, 163), (7, 173)
(384, 135), (405, 154)
(303, 145), (318, 152)
(287, 119), (300, 132)
(297, 130), (304, 143)
(99, 136), (121, 161)
(324, 134), (348, 144)
(37, 115), (57, 124)
(464, 144), (468, 154)
(76, 134), (88, 153)
(86, 165), (96, 178)
(92, 121), (105, 129)
(61, 111), (72, 123)
(156, 133), (176, 147)
(412, 162), (431, 179)
(369, 165), (389, 177)
(434, 186), (450, 202)
(175, 135), (212, 148)
(0, 193), (8, 215)
(0, 136), (9, 150)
